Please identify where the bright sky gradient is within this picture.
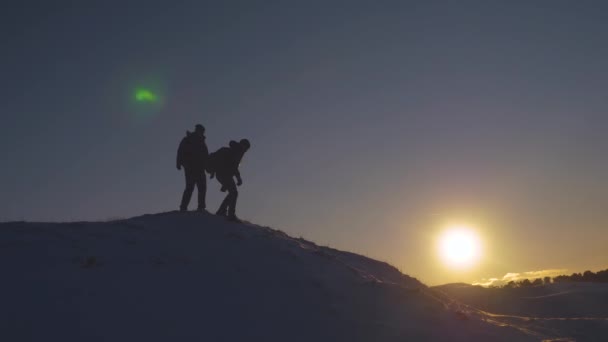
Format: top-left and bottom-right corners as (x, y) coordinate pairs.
(1, 1), (607, 285)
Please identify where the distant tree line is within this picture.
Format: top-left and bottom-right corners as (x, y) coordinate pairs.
(494, 268), (608, 289)
(552, 269), (608, 283)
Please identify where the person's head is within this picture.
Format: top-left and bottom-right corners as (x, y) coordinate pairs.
(194, 124), (205, 136)
(239, 139), (251, 151)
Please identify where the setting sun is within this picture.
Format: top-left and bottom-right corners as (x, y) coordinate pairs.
(438, 225), (482, 269)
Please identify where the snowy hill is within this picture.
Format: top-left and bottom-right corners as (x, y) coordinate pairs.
(0, 212), (565, 341)
(434, 282), (608, 341)
(434, 282), (608, 318)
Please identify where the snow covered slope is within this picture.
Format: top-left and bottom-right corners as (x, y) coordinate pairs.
(435, 282), (608, 341)
(1, 212), (537, 341)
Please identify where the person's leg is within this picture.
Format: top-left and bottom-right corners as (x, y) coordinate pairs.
(216, 174), (237, 216)
(195, 169), (206, 210)
(180, 167), (195, 211)
(225, 180), (238, 219)
(216, 174), (230, 216)
(217, 195), (229, 215)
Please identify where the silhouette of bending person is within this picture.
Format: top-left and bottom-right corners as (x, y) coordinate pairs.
(176, 124), (209, 212)
(208, 139), (251, 221)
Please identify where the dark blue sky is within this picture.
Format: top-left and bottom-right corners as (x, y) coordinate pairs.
(2, 1), (607, 284)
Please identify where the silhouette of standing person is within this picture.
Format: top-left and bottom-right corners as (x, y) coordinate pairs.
(208, 139), (250, 221)
(176, 124), (208, 212)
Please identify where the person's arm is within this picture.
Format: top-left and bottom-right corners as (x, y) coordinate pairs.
(202, 142), (213, 177)
(202, 140), (209, 166)
(235, 169), (242, 186)
(234, 151), (244, 185)
(176, 139), (185, 170)
(202, 141), (209, 160)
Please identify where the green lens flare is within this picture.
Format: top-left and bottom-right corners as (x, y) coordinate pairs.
(135, 88), (158, 102)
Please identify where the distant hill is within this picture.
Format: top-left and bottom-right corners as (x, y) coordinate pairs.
(433, 281), (608, 340)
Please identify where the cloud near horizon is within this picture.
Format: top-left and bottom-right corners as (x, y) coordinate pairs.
(473, 269), (569, 287)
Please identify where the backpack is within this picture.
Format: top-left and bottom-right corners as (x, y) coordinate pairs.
(206, 147), (229, 174)
(206, 141), (241, 175)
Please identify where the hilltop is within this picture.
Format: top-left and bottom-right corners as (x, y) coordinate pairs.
(0, 212), (557, 341)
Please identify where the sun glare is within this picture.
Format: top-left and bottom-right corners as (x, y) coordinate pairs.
(438, 225), (482, 269)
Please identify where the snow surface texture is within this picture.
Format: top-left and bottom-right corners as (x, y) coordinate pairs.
(0, 212), (599, 341)
(434, 282), (608, 341)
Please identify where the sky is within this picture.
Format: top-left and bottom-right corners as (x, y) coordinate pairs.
(1, 1), (608, 285)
